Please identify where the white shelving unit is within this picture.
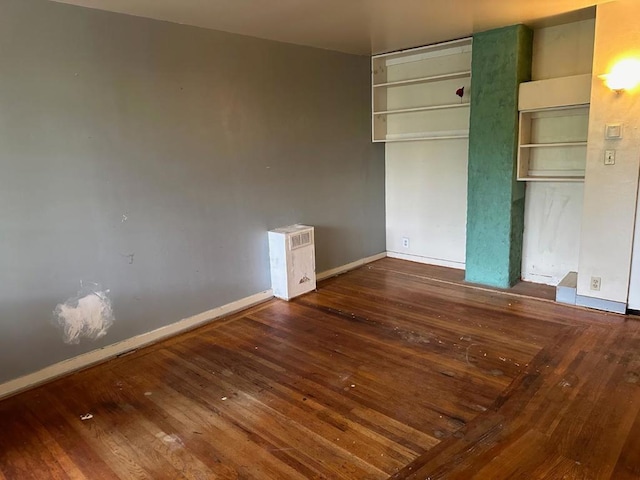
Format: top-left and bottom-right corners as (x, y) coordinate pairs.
(517, 74), (592, 181)
(517, 105), (589, 181)
(372, 38), (472, 143)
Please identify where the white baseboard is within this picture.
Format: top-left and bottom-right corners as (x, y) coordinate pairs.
(0, 289), (273, 400)
(316, 252), (387, 281)
(386, 251), (465, 270)
(521, 272), (557, 286)
(0, 252), (391, 400)
(575, 294), (627, 314)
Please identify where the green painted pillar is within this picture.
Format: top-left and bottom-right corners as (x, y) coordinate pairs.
(465, 25), (533, 288)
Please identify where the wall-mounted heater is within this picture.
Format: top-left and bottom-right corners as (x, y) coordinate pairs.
(268, 225), (316, 300)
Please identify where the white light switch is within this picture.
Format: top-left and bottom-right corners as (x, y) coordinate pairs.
(605, 149), (616, 165)
(606, 123), (623, 139)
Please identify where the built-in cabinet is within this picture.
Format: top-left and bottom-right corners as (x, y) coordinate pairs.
(517, 105), (589, 181)
(372, 38), (472, 143)
(517, 74), (592, 181)
(519, 18), (596, 287)
(378, 38), (471, 269)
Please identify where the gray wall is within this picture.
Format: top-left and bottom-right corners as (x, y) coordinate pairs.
(0, 0), (385, 383)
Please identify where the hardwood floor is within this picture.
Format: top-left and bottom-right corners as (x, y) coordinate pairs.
(1, 257), (639, 479)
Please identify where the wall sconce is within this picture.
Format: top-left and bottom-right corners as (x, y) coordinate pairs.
(599, 58), (640, 93)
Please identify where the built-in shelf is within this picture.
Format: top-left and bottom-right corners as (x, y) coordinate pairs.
(523, 176), (585, 182)
(519, 74), (592, 111)
(372, 38), (472, 143)
(375, 130), (469, 143)
(517, 103), (589, 182)
(520, 141), (587, 148)
(373, 103), (469, 115)
(527, 169), (586, 177)
(373, 71), (471, 89)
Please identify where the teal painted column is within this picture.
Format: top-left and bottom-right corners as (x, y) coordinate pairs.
(465, 25), (533, 288)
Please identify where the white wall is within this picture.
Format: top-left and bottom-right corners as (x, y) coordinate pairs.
(386, 140), (467, 268)
(531, 19), (595, 81)
(521, 19), (594, 285)
(383, 44), (471, 269)
(577, 0), (640, 303)
(0, 0), (386, 384)
(522, 183), (584, 284)
(630, 191), (640, 309)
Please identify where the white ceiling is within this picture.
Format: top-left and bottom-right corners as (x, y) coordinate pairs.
(51, 0), (607, 55)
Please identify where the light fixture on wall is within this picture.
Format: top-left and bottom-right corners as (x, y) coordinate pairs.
(599, 58), (640, 93)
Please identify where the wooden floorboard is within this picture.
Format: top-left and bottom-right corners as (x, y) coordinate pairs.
(1, 257), (639, 479)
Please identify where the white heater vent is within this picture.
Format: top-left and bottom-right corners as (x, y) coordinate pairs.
(290, 230), (312, 250)
(269, 225), (316, 301)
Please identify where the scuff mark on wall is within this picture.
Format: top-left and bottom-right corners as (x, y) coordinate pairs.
(522, 182), (584, 285)
(53, 284), (115, 344)
(537, 187), (571, 253)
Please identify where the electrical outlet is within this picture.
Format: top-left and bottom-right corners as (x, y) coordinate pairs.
(590, 276), (601, 291)
(401, 237), (410, 248)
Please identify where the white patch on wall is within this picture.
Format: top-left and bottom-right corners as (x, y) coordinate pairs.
(53, 285), (115, 344)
